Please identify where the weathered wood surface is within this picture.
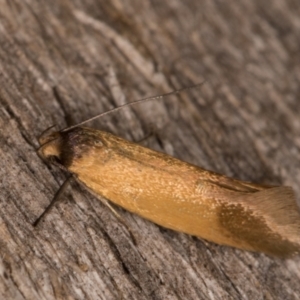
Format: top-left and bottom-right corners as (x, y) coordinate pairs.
(1, 0), (300, 299)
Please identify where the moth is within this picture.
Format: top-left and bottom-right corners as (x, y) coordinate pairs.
(36, 84), (300, 257)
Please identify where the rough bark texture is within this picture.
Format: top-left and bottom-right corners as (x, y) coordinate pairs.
(1, 1), (300, 299)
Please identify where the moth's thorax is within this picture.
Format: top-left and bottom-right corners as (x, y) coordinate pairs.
(38, 127), (108, 169)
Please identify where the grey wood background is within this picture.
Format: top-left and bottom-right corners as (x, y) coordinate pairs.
(1, 0), (300, 299)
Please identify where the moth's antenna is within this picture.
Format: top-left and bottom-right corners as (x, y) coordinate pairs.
(61, 81), (206, 132)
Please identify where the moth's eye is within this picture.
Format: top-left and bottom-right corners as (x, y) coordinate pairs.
(94, 139), (103, 147)
(50, 155), (62, 165)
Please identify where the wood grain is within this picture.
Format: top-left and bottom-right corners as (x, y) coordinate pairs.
(1, 0), (300, 299)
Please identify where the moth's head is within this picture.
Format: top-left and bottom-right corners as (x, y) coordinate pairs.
(38, 127), (104, 169)
(38, 129), (64, 165)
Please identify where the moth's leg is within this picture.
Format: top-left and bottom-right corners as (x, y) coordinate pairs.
(134, 124), (159, 145)
(98, 198), (137, 246)
(33, 175), (73, 227)
(65, 178), (138, 245)
(135, 127), (167, 152)
(135, 130), (155, 144)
